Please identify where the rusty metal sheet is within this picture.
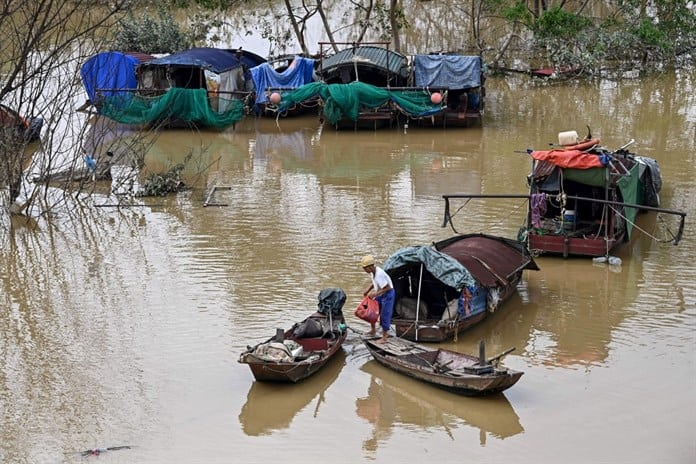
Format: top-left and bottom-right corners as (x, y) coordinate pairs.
(436, 234), (538, 287)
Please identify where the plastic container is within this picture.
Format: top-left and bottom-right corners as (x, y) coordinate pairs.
(562, 209), (576, 230)
(558, 130), (579, 146)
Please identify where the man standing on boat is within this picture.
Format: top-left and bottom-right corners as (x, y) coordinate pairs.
(360, 255), (395, 344)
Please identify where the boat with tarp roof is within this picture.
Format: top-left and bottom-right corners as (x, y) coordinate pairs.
(97, 47), (265, 129)
(382, 233), (539, 343)
(441, 129), (687, 259)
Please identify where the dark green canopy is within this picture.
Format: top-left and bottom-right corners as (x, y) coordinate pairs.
(382, 246), (477, 291)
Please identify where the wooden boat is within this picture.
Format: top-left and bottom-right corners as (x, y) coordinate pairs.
(362, 336), (523, 396)
(408, 53), (486, 128)
(442, 129), (686, 258)
(316, 42), (409, 130)
(238, 288), (348, 383)
(98, 47), (266, 129)
(384, 233), (539, 342)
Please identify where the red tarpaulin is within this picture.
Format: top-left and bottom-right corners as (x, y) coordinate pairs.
(530, 149), (604, 169)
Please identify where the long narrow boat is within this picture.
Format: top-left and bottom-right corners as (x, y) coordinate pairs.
(362, 336), (522, 396)
(238, 288), (348, 383)
(384, 233), (539, 342)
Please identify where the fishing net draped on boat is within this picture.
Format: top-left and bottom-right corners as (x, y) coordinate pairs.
(101, 87), (246, 128)
(278, 81), (442, 124)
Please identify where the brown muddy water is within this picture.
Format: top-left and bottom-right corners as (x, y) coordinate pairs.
(1, 71), (695, 463)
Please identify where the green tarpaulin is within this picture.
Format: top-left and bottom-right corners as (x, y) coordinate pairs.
(383, 246), (477, 291)
(564, 163), (641, 238)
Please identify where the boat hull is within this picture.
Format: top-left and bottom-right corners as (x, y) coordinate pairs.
(392, 271), (522, 342)
(363, 337), (522, 396)
(241, 328), (347, 383)
(528, 231), (624, 257)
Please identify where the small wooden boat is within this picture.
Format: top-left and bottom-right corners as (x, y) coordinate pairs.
(362, 336), (523, 396)
(384, 233), (539, 342)
(238, 288), (348, 383)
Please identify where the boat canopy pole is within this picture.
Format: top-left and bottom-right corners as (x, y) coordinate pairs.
(441, 193), (686, 245)
(415, 263), (424, 342)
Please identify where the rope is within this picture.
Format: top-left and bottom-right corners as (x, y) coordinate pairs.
(610, 205), (674, 243)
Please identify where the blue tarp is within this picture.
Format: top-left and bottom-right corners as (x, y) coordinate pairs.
(147, 47), (247, 74)
(250, 57), (316, 104)
(413, 55), (482, 89)
(81, 52), (141, 104)
(382, 245), (477, 291)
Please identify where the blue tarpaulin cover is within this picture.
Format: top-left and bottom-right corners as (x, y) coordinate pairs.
(81, 52), (141, 104)
(413, 55), (481, 89)
(382, 245), (477, 291)
(147, 47), (245, 74)
(250, 57), (316, 104)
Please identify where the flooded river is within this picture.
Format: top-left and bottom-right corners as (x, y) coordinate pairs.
(1, 71), (694, 463)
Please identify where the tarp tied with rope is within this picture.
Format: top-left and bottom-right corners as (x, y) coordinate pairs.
(277, 81), (443, 124)
(100, 88), (246, 128)
(382, 245), (477, 291)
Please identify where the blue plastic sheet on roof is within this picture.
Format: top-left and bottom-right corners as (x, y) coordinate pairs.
(413, 55), (482, 89)
(382, 245), (477, 291)
(147, 47), (244, 74)
(250, 57), (316, 104)
(80, 52), (140, 103)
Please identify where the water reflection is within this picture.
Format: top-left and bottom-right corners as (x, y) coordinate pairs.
(238, 350), (346, 436)
(356, 359), (524, 453)
(525, 250), (647, 368)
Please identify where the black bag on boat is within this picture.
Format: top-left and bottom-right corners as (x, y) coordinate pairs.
(317, 287), (346, 316)
(293, 317), (324, 338)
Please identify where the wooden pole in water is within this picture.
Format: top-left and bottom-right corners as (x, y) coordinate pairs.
(414, 263), (424, 342)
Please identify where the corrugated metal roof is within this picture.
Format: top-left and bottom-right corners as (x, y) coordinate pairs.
(319, 45), (409, 78)
(436, 234), (539, 287)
